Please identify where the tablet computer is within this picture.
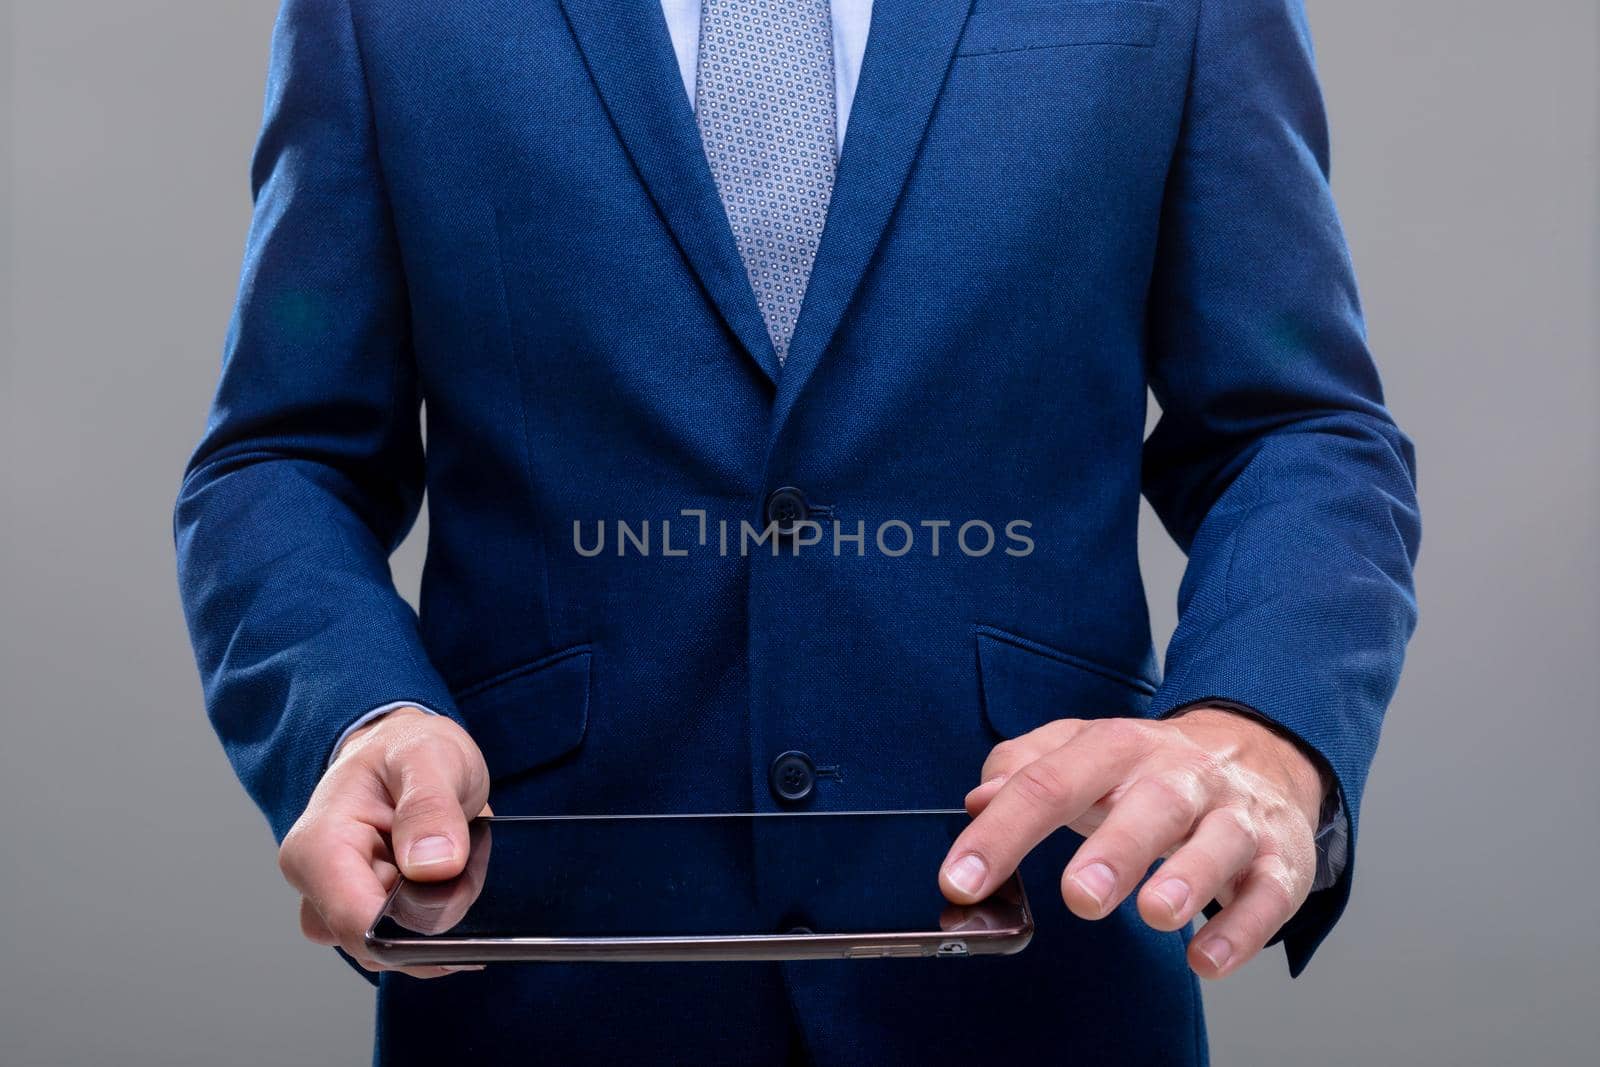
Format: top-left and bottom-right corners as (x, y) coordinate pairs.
(364, 811), (1033, 964)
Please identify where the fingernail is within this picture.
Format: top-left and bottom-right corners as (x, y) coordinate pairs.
(1198, 936), (1233, 971)
(944, 853), (989, 896)
(1152, 878), (1190, 916)
(408, 835), (455, 868)
(1070, 862), (1117, 907)
(442, 965), (484, 973)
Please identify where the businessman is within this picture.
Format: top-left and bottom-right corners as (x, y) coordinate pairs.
(176, 0), (1420, 1062)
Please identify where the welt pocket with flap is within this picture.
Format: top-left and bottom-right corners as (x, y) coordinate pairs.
(955, 1), (1165, 56)
(976, 625), (1156, 738)
(451, 644), (592, 781)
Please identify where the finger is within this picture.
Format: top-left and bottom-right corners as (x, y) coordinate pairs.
(977, 719), (1093, 782)
(350, 938), (485, 980)
(1137, 807), (1259, 931)
(1188, 855), (1308, 979)
(351, 955), (468, 980)
(939, 905), (1001, 934)
(373, 858), (400, 892)
(940, 722), (1149, 903)
(388, 833), (490, 936)
(281, 824), (394, 959)
(963, 775), (1009, 816)
(1060, 776), (1205, 920)
(967, 722), (1099, 815)
(300, 896), (338, 946)
(396, 964), (480, 979)
(382, 734), (489, 882)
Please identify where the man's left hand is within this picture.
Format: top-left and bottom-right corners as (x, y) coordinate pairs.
(939, 708), (1328, 979)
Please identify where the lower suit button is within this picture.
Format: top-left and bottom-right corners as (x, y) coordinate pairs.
(769, 750), (816, 803)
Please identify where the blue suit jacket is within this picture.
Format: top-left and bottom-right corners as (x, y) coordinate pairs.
(176, 0), (1420, 1062)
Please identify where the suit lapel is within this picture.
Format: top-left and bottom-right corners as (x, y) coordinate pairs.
(557, 0), (781, 384)
(771, 0), (973, 438)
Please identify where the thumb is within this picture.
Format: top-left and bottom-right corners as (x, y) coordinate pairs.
(382, 733), (488, 882)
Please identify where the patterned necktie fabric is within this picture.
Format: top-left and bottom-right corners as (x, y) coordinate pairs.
(695, 0), (838, 366)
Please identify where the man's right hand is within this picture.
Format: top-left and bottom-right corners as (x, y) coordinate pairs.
(277, 706), (490, 979)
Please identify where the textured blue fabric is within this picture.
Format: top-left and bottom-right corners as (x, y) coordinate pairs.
(175, 0), (1419, 1062)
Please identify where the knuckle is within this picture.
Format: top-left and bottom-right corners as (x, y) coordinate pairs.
(463, 742), (490, 783)
(423, 711), (472, 744)
(1089, 718), (1151, 760)
(276, 839), (300, 879)
(1165, 849), (1220, 889)
(1270, 838), (1315, 890)
(1227, 914), (1270, 952)
(982, 738), (1032, 780)
(986, 737), (1019, 765)
(1187, 747), (1232, 786)
(1010, 758), (1071, 808)
(1140, 774), (1203, 823)
(1089, 826), (1143, 865)
(277, 825), (317, 881)
(412, 720), (487, 790)
(1088, 717), (1136, 745)
(1280, 810), (1317, 856)
(1260, 880), (1296, 915)
(1212, 805), (1260, 850)
(422, 713), (470, 750)
(1221, 868), (1249, 906)
(387, 729), (439, 766)
(1254, 859), (1301, 911)
(1217, 893), (1270, 940)
(396, 788), (458, 829)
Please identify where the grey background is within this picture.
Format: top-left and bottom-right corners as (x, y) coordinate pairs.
(3, 1), (1596, 1063)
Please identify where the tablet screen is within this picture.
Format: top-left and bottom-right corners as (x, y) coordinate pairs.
(370, 811), (997, 941)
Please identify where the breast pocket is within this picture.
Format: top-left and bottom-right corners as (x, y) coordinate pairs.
(975, 625), (1156, 739)
(955, 0), (1166, 56)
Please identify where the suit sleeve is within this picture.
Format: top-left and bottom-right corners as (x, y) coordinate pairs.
(174, 0), (463, 842)
(1142, 0), (1421, 974)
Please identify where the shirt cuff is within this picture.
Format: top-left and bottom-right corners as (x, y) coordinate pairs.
(1310, 786), (1349, 892)
(325, 701), (443, 769)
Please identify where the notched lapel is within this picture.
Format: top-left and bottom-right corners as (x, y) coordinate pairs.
(556, 0), (781, 384)
(772, 0), (975, 438)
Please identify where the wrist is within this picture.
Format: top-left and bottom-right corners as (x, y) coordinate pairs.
(331, 704), (432, 766)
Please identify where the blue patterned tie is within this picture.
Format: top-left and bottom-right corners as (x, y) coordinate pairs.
(696, 0), (837, 366)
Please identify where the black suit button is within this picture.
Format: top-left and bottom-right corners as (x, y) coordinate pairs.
(769, 750), (816, 803)
(763, 486), (810, 534)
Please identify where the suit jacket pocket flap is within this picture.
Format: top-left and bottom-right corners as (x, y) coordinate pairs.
(453, 645), (591, 781)
(957, 1), (1164, 55)
(977, 626), (1155, 738)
